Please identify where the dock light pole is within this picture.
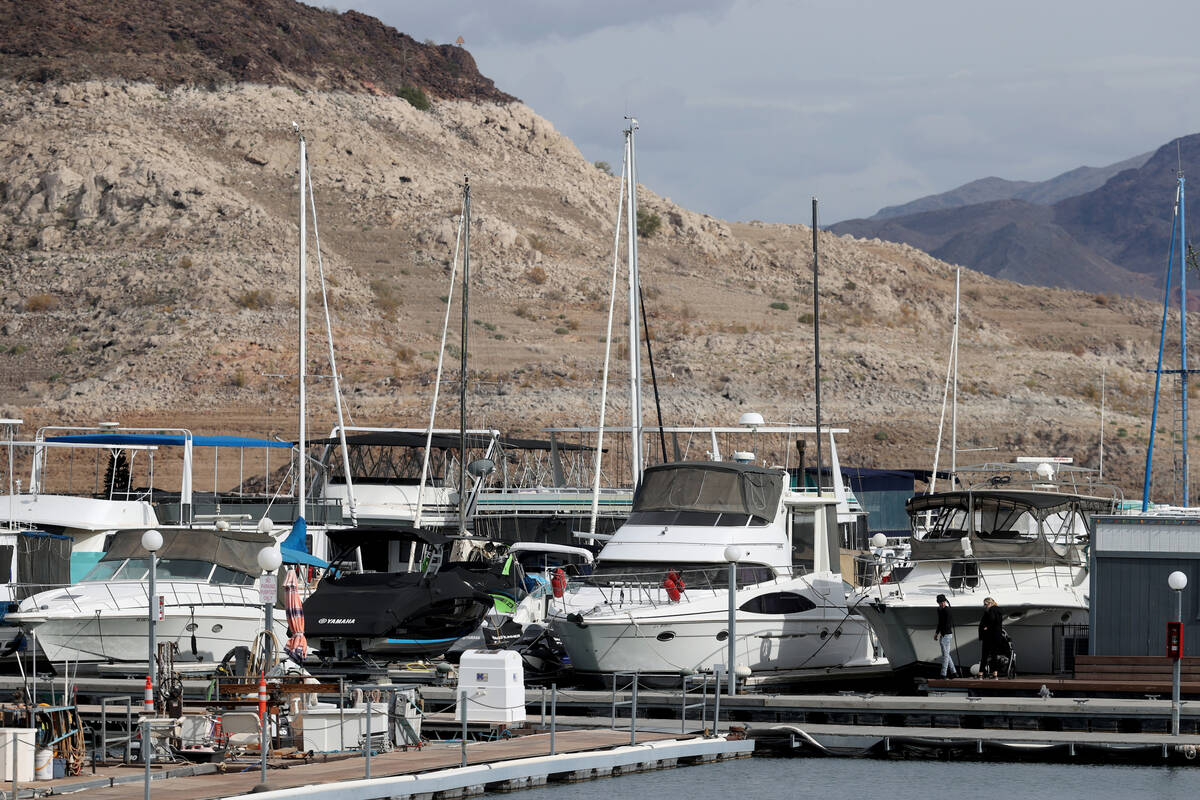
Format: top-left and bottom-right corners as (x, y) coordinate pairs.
(724, 546), (742, 697)
(256, 545), (283, 784)
(1169, 571), (1188, 735)
(141, 529), (161, 800)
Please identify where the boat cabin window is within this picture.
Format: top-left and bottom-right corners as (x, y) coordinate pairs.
(0, 545), (12, 584)
(791, 510), (815, 572)
(81, 561), (124, 582)
(740, 592), (817, 614)
(633, 465), (782, 525)
(212, 565), (256, 585)
(113, 558), (150, 580)
(588, 561), (774, 589)
(155, 559), (215, 581)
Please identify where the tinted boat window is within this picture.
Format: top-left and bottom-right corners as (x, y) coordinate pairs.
(740, 592), (817, 614)
(156, 560), (214, 581)
(82, 561), (123, 582)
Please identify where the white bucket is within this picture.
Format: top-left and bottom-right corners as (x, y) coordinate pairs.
(33, 747), (52, 781)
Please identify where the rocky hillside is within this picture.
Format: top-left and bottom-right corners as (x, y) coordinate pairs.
(0, 1), (1189, 499)
(0, 0), (512, 101)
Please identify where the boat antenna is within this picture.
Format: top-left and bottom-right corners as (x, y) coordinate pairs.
(638, 284), (669, 464)
(459, 175), (471, 535)
(812, 197), (823, 495)
(1099, 367), (1106, 480)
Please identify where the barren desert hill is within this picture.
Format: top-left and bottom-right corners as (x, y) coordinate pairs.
(0, 0), (1187, 498)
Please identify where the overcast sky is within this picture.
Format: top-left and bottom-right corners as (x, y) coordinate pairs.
(330, 0), (1200, 224)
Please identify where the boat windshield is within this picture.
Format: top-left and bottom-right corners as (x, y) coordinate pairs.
(633, 465), (782, 524)
(587, 561), (775, 589)
(81, 558), (246, 584)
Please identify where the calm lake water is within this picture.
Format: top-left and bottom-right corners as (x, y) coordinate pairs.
(492, 756), (1200, 799)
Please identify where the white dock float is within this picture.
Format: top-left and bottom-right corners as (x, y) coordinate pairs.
(220, 735), (753, 800)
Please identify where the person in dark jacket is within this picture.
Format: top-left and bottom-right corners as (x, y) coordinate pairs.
(978, 596), (1004, 678)
(934, 593), (957, 678)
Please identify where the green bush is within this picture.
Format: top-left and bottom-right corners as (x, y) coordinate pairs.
(636, 208), (661, 239)
(769, 301), (789, 311)
(594, 161), (613, 176)
(397, 86), (431, 111)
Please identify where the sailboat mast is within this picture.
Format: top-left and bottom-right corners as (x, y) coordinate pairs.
(951, 268), (960, 477)
(625, 120), (643, 487)
(459, 177), (471, 534)
(812, 197), (823, 495)
(1180, 171), (1189, 506)
(298, 131), (307, 521)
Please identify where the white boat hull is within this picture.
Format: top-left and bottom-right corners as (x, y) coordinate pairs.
(10, 581), (287, 664)
(552, 576), (880, 677)
(854, 588), (1088, 674)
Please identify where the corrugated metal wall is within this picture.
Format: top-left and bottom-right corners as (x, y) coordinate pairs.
(1091, 516), (1200, 656)
(1092, 556), (1199, 656)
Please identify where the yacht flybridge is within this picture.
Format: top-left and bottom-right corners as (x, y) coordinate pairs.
(852, 461), (1121, 674)
(549, 459), (880, 681)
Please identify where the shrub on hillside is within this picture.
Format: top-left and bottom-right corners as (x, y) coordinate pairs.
(26, 294), (58, 312)
(397, 85), (431, 111)
(636, 208), (661, 239)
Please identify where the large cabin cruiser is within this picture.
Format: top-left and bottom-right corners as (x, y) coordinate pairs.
(549, 460), (879, 682)
(852, 463), (1120, 675)
(6, 528), (290, 664)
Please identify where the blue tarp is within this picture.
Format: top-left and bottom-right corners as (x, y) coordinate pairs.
(46, 434), (293, 449)
(281, 546), (328, 569)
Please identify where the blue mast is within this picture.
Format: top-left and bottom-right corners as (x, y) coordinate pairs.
(1143, 178), (1182, 510)
(1180, 172), (1189, 506)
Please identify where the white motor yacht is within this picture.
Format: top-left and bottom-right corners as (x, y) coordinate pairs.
(7, 528), (290, 665)
(851, 464), (1120, 675)
(549, 460), (880, 681)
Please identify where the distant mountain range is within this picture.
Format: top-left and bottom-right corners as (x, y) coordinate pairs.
(831, 137), (1200, 296)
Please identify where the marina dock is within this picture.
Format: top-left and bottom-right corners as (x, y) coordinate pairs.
(0, 729), (750, 800)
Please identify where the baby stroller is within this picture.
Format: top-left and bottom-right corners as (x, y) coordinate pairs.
(984, 630), (1017, 678)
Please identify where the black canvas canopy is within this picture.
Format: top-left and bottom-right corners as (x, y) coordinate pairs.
(101, 529), (274, 576)
(634, 461), (784, 520)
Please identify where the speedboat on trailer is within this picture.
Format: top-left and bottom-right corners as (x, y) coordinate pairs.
(6, 528), (291, 665)
(304, 528), (494, 662)
(549, 460), (879, 683)
(852, 465), (1119, 675)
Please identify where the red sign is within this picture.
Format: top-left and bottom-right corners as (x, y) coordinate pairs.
(1167, 620), (1184, 659)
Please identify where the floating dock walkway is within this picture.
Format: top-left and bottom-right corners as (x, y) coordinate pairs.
(6, 729), (751, 800)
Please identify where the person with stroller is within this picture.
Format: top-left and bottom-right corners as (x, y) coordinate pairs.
(978, 596), (1005, 678)
(934, 594), (957, 679)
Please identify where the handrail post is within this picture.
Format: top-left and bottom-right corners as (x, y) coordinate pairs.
(549, 683), (557, 755)
(629, 675), (638, 745)
(365, 694), (372, 779)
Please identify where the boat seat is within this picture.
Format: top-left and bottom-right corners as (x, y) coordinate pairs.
(220, 712), (262, 752)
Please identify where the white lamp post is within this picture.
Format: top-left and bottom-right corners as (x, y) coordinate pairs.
(256, 545), (282, 784)
(723, 545), (743, 697)
(1169, 570), (1188, 736)
(140, 528), (162, 798)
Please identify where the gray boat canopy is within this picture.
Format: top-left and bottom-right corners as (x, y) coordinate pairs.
(906, 489), (1114, 563)
(102, 529), (275, 576)
(634, 461), (784, 521)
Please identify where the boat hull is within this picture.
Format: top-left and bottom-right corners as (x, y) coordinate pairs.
(855, 593), (1087, 675)
(552, 576), (880, 678)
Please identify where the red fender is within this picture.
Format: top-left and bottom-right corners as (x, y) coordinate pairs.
(551, 567), (566, 598)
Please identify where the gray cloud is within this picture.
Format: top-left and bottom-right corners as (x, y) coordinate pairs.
(331, 0), (1200, 223)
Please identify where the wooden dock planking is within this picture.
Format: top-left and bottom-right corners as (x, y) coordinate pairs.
(46, 729), (684, 800)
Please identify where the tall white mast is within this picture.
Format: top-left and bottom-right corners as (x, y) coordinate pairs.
(950, 268), (960, 478)
(625, 119), (643, 487)
(297, 128), (307, 522)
